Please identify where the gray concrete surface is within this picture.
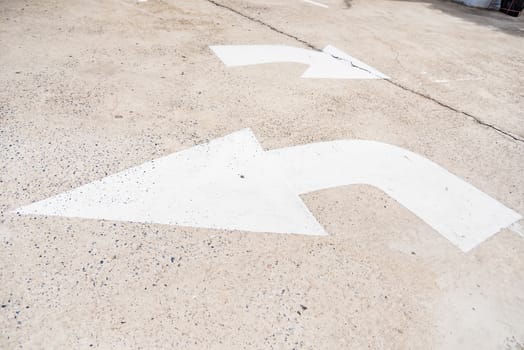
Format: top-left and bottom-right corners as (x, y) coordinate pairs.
(1, 0), (523, 348)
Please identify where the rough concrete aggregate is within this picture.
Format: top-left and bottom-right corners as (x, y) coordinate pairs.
(1, 0), (523, 349)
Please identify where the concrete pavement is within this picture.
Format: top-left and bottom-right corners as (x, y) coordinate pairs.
(1, 0), (523, 348)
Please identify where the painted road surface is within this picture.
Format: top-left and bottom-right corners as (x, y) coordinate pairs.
(301, 0), (329, 8)
(210, 45), (388, 79)
(15, 128), (520, 252)
(1, 0), (523, 349)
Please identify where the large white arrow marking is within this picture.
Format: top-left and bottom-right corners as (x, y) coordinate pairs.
(14, 129), (520, 252)
(210, 45), (388, 79)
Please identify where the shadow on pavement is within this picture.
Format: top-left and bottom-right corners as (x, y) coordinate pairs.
(386, 0), (523, 36)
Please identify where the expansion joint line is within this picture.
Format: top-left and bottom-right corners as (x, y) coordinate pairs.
(204, 0), (524, 144)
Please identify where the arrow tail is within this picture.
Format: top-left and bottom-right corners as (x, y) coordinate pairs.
(210, 45), (388, 79)
(267, 140), (520, 252)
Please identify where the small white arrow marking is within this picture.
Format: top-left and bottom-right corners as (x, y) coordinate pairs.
(210, 45), (388, 79)
(301, 0), (329, 8)
(14, 129), (520, 252)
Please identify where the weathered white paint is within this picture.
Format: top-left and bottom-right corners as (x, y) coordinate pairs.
(15, 130), (326, 236)
(210, 45), (388, 79)
(433, 77), (483, 84)
(301, 0), (329, 8)
(14, 129), (520, 252)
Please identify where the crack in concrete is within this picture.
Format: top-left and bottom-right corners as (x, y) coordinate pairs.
(385, 80), (524, 143)
(206, 0), (372, 73)
(205, 0), (524, 144)
(206, 0), (317, 50)
(329, 53), (374, 75)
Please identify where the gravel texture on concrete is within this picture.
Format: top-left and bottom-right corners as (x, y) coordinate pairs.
(1, 0), (523, 349)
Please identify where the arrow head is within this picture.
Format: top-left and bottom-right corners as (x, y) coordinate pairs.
(15, 129), (327, 236)
(302, 46), (390, 79)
